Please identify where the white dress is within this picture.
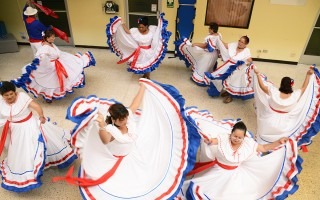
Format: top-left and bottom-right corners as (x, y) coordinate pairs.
(175, 33), (221, 86)
(176, 107), (302, 200)
(254, 69), (320, 147)
(12, 44), (95, 101)
(0, 92), (76, 192)
(203, 37), (253, 99)
(106, 13), (171, 74)
(60, 79), (200, 199)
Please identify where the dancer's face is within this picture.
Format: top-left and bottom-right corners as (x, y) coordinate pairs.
(230, 129), (245, 145)
(113, 117), (128, 128)
(237, 37), (247, 49)
(2, 91), (17, 104)
(138, 24), (148, 34)
(46, 34), (56, 44)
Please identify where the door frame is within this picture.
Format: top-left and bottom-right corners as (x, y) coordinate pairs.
(299, 9), (320, 65)
(125, 0), (162, 28)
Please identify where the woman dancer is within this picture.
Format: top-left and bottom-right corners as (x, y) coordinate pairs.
(106, 14), (171, 79)
(177, 107), (301, 199)
(12, 29), (95, 103)
(203, 35), (253, 103)
(254, 66), (320, 147)
(0, 81), (76, 192)
(175, 23), (221, 86)
(53, 79), (200, 199)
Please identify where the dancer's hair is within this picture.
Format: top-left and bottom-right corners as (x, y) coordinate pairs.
(209, 23), (219, 33)
(105, 103), (129, 125)
(137, 16), (149, 26)
(231, 121), (247, 136)
(241, 35), (250, 45)
(43, 29), (55, 42)
(0, 81), (16, 95)
(279, 77), (294, 94)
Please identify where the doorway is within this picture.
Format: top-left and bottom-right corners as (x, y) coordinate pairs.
(126, 0), (161, 29)
(35, 0), (73, 46)
(299, 11), (320, 65)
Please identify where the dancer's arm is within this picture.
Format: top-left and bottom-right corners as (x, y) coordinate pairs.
(96, 112), (112, 144)
(254, 68), (269, 95)
(256, 137), (288, 153)
(129, 84), (146, 113)
(121, 23), (131, 34)
(204, 137), (218, 145)
(192, 42), (207, 49)
(300, 66), (314, 95)
(29, 100), (46, 123)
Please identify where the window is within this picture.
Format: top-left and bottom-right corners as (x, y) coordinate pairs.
(205, 0), (255, 29)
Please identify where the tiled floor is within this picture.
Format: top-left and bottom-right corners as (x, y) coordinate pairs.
(0, 45), (319, 199)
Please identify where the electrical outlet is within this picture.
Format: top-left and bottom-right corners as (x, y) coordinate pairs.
(262, 49), (268, 53)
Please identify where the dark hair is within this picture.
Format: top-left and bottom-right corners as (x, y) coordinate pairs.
(241, 35), (250, 45)
(279, 77), (293, 94)
(137, 16), (149, 26)
(43, 29), (55, 42)
(209, 23), (219, 33)
(231, 121), (247, 136)
(105, 103), (129, 125)
(0, 81), (16, 95)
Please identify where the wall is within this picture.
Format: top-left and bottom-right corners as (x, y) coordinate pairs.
(67, 0), (177, 49)
(193, 0), (320, 62)
(0, 0), (319, 62)
(0, 0), (29, 43)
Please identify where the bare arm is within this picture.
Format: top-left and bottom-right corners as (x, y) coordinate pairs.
(300, 66), (314, 95)
(204, 137), (218, 145)
(192, 42), (207, 49)
(254, 68), (269, 95)
(257, 137), (288, 153)
(28, 100), (46, 123)
(221, 40), (228, 49)
(129, 84), (146, 113)
(96, 113), (112, 144)
(122, 23), (131, 34)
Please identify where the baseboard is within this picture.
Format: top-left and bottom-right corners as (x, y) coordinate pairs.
(17, 42), (30, 45)
(75, 45), (109, 49)
(253, 58), (298, 65)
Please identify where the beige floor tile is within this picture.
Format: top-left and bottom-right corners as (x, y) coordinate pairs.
(0, 45), (319, 199)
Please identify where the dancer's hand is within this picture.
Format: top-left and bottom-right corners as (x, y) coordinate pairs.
(307, 66), (314, 76)
(95, 112), (105, 128)
(278, 137), (288, 144)
(39, 116), (46, 124)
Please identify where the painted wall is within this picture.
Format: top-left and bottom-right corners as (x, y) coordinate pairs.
(0, 0), (29, 43)
(193, 0), (320, 61)
(0, 0), (319, 62)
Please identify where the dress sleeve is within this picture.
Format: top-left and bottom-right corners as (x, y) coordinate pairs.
(149, 25), (157, 34)
(19, 92), (33, 106)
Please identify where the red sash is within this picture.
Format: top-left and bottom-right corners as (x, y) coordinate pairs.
(51, 59), (68, 92)
(52, 156), (124, 186)
(187, 159), (238, 176)
(270, 106), (288, 114)
(117, 45), (151, 67)
(29, 38), (43, 43)
(0, 112), (33, 156)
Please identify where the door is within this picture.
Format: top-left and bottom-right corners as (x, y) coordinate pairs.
(126, 0), (161, 29)
(36, 0), (73, 46)
(299, 11), (320, 65)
